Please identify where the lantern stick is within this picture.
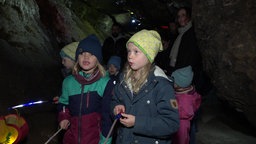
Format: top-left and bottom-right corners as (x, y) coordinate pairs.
(103, 113), (122, 144)
(44, 128), (63, 144)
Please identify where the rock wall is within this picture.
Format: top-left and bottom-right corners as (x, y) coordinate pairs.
(0, 0), (112, 143)
(0, 0), (111, 104)
(192, 0), (256, 126)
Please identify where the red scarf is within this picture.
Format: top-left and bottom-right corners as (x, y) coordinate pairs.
(74, 69), (101, 85)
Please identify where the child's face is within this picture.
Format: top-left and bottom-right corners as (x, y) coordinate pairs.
(108, 64), (118, 75)
(62, 57), (75, 70)
(127, 43), (149, 71)
(78, 52), (98, 73)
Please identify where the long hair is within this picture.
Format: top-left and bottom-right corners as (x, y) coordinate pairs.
(72, 60), (106, 77)
(122, 62), (152, 93)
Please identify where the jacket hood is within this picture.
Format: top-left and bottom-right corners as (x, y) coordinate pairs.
(154, 65), (173, 82)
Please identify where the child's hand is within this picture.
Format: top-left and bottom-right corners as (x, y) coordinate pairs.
(119, 113), (135, 127)
(114, 105), (125, 115)
(53, 96), (59, 104)
(59, 119), (70, 130)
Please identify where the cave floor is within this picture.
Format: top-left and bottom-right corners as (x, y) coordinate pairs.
(5, 89), (256, 144)
(195, 89), (256, 144)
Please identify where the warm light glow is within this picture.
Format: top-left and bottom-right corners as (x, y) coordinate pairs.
(1, 114), (29, 144)
(6, 132), (18, 144)
(0, 120), (19, 144)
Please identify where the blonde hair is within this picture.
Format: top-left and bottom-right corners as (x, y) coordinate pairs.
(72, 61), (106, 77)
(123, 62), (152, 93)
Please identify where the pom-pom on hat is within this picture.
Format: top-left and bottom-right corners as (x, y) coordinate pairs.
(60, 42), (79, 61)
(107, 56), (121, 70)
(171, 66), (194, 88)
(76, 34), (102, 62)
(126, 29), (163, 63)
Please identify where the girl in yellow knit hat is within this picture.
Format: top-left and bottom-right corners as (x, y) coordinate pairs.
(111, 29), (180, 144)
(59, 42), (79, 77)
(53, 42), (79, 104)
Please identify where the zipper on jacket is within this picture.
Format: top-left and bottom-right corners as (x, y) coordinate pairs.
(78, 85), (85, 144)
(86, 91), (90, 108)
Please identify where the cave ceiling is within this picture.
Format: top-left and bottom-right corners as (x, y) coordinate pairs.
(82, 0), (191, 27)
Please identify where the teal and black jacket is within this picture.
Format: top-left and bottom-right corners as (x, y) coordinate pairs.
(58, 71), (114, 144)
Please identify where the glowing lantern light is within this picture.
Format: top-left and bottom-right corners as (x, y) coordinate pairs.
(0, 114), (29, 144)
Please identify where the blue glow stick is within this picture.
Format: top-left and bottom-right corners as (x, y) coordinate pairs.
(8, 100), (48, 110)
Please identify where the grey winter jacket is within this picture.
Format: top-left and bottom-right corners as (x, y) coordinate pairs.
(111, 66), (180, 144)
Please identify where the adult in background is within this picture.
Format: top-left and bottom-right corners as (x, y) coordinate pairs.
(102, 22), (127, 69)
(169, 6), (212, 144)
(169, 6), (211, 96)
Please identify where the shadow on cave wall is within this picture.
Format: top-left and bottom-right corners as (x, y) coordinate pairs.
(0, 40), (64, 144)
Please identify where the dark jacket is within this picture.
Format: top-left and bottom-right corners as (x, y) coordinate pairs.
(171, 27), (205, 94)
(58, 72), (114, 144)
(111, 66), (180, 144)
(172, 27), (202, 72)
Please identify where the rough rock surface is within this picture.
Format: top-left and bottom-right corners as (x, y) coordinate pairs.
(0, 0), (110, 143)
(193, 0), (256, 127)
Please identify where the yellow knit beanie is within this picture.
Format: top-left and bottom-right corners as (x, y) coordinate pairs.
(60, 42), (79, 61)
(126, 29), (163, 63)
